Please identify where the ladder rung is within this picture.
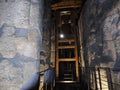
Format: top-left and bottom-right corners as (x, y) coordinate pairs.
(64, 77), (73, 79)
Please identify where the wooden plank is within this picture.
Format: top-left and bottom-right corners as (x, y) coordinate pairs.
(51, 0), (82, 10)
(58, 46), (75, 49)
(58, 58), (76, 61)
(58, 39), (75, 43)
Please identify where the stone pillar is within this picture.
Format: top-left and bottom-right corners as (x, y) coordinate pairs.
(50, 21), (56, 68)
(0, 0), (43, 90)
(40, 0), (51, 71)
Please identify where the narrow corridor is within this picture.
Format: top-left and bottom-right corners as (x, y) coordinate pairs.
(0, 0), (120, 90)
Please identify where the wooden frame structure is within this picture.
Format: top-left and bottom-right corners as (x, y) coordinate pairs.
(56, 38), (79, 79)
(51, 0), (82, 81)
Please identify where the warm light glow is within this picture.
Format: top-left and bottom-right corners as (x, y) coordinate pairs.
(60, 34), (64, 38)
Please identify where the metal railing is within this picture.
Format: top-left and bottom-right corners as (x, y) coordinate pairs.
(39, 68), (55, 90)
(79, 67), (120, 90)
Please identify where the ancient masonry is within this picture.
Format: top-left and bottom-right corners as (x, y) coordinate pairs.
(0, 0), (43, 90)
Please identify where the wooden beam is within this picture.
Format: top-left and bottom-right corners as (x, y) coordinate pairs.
(51, 0), (82, 10)
(52, 5), (81, 10)
(58, 39), (75, 43)
(58, 46), (75, 49)
(58, 58), (76, 61)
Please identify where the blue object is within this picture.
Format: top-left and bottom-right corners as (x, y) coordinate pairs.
(44, 68), (55, 84)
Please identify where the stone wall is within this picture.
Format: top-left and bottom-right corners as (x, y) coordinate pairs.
(80, 0), (120, 89)
(81, 0), (120, 68)
(0, 0), (43, 90)
(50, 21), (55, 68)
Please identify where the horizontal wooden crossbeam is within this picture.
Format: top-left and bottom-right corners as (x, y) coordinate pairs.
(58, 58), (76, 61)
(51, 0), (82, 10)
(57, 46), (75, 49)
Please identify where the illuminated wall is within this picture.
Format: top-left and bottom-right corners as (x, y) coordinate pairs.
(0, 0), (43, 90)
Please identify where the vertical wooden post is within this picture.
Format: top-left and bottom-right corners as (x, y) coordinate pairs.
(106, 68), (113, 90)
(56, 28), (58, 77)
(74, 25), (79, 80)
(55, 12), (59, 78)
(75, 41), (79, 79)
(98, 68), (102, 90)
(94, 68), (98, 90)
(71, 10), (79, 80)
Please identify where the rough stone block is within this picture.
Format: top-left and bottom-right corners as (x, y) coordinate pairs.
(15, 28), (28, 38)
(0, 37), (16, 58)
(15, 38), (38, 59)
(0, 0), (30, 28)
